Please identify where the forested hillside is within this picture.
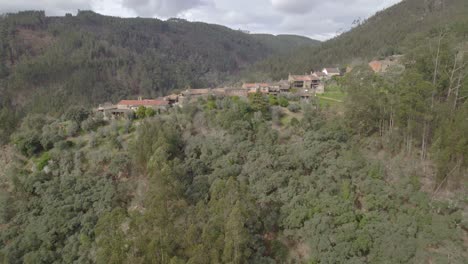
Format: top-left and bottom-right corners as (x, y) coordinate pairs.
(251, 34), (321, 55)
(248, 0), (468, 80)
(0, 10), (317, 119)
(0, 1), (467, 263)
(0, 90), (466, 263)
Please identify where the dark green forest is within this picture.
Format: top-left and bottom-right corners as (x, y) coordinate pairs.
(0, 0), (467, 263)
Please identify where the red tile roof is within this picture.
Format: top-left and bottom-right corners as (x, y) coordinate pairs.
(369, 61), (383, 72)
(118, 99), (169, 106)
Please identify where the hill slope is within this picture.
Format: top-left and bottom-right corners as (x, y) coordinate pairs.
(1, 97), (466, 263)
(251, 33), (320, 54)
(250, 0), (468, 79)
(0, 11), (318, 114)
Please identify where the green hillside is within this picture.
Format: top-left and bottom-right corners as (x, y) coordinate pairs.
(251, 33), (320, 54)
(250, 0), (468, 79)
(0, 11), (318, 116)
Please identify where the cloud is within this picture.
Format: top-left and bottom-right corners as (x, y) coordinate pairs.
(0, 0), (91, 15)
(271, 0), (314, 14)
(121, 0), (207, 17)
(0, 0), (402, 40)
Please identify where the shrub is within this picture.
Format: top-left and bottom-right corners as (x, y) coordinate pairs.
(290, 117), (300, 127)
(271, 106), (283, 126)
(14, 132), (43, 156)
(12, 114), (52, 156)
(268, 95), (279, 106)
(206, 100), (217, 110)
(36, 152), (51, 171)
(81, 115), (106, 132)
(145, 107), (156, 117)
(278, 97), (289, 107)
(64, 106), (90, 124)
(89, 132), (98, 147)
(122, 120), (132, 134)
(40, 122), (65, 150)
(287, 104), (301, 113)
(66, 122), (80, 137)
(136, 106), (147, 119)
(54, 140), (74, 150)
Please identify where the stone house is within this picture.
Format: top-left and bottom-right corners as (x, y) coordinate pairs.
(288, 74), (323, 94)
(97, 98), (169, 119)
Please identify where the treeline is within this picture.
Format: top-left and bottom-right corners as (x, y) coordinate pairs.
(1, 93), (465, 263)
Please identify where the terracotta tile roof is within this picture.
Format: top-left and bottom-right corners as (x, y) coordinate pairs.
(118, 99), (169, 106)
(369, 61), (382, 72)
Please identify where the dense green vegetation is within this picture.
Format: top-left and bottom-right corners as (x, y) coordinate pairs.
(0, 87), (466, 263)
(247, 0), (468, 80)
(251, 34), (321, 55)
(0, 10), (318, 143)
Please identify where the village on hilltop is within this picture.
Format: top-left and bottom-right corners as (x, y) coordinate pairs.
(97, 58), (400, 118)
(97, 67), (342, 118)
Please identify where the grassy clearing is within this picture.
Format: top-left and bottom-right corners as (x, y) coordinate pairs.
(317, 84), (346, 108)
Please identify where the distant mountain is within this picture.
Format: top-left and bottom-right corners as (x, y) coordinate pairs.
(249, 0), (468, 79)
(0, 11), (318, 115)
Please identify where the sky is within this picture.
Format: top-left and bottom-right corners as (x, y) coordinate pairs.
(0, 0), (402, 40)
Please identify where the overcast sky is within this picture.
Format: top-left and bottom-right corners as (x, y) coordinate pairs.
(0, 0), (402, 40)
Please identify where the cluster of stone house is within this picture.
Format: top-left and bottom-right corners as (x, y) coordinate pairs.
(97, 97), (170, 119)
(97, 67), (342, 118)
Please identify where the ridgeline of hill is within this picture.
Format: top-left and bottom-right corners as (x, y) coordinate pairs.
(246, 0), (468, 80)
(0, 10), (318, 115)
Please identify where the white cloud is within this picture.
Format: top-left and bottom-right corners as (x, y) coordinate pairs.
(0, 0), (402, 40)
(271, 0), (315, 14)
(0, 0), (91, 15)
(121, 0), (207, 18)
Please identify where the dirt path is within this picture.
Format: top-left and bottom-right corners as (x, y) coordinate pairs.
(318, 96), (343, 103)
